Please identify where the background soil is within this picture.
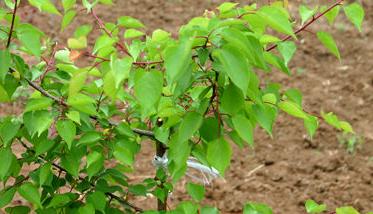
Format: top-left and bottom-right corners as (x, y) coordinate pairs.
(3, 0), (373, 213)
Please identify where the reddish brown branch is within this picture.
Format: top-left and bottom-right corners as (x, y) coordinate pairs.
(266, 0), (344, 51)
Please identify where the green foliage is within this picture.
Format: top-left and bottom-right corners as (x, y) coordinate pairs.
(0, 0), (365, 213)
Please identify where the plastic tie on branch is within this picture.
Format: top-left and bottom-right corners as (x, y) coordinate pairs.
(152, 154), (220, 185)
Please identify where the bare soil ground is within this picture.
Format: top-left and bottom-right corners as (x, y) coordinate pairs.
(2, 0), (373, 213)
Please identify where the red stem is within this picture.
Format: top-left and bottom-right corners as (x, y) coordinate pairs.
(266, 0), (344, 51)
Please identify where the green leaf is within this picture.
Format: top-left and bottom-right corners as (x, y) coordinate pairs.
(252, 104), (277, 137)
(207, 138), (231, 176)
(284, 88), (302, 107)
(0, 50), (11, 83)
(5, 206), (30, 214)
(114, 140), (136, 166)
(264, 52), (290, 75)
(124, 29), (145, 39)
(66, 110), (81, 125)
(0, 118), (21, 147)
(47, 193), (77, 208)
(221, 28), (267, 70)
(321, 111), (353, 133)
(61, 10), (76, 31)
(305, 199), (327, 214)
(117, 16), (145, 28)
(201, 206), (220, 214)
(0, 188), (16, 208)
(232, 114), (254, 146)
(199, 117), (219, 142)
(0, 148), (15, 180)
(277, 41), (297, 65)
(39, 163), (52, 186)
(56, 120), (76, 149)
(18, 183), (42, 208)
(343, 3), (364, 32)
(28, 0), (60, 15)
(68, 36), (88, 50)
(187, 182), (205, 202)
(62, 0), (76, 11)
(23, 110), (53, 137)
(217, 2), (238, 13)
(317, 31), (340, 59)
(61, 153), (80, 177)
(177, 111), (203, 143)
(24, 97), (53, 112)
(77, 131), (102, 146)
(299, 5), (318, 25)
(86, 191), (107, 213)
(134, 70), (163, 117)
(244, 202), (273, 214)
(323, 5), (341, 25)
(17, 24), (43, 57)
(336, 207), (360, 214)
(304, 115), (319, 139)
(67, 93), (97, 115)
(69, 70), (87, 98)
(86, 151), (104, 179)
(278, 101), (307, 119)
(79, 204), (95, 214)
(110, 57), (133, 89)
(74, 25), (92, 38)
(213, 45), (250, 96)
(164, 38), (193, 84)
(258, 6), (295, 38)
(220, 83), (245, 115)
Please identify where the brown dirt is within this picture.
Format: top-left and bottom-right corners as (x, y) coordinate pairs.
(3, 0), (373, 213)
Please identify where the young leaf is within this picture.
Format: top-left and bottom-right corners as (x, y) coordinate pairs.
(207, 138), (232, 176)
(17, 24), (43, 57)
(213, 45), (250, 96)
(0, 148), (14, 180)
(305, 199), (327, 214)
(278, 101), (307, 119)
(244, 202), (273, 214)
(134, 70), (163, 117)
(232, 114), (254, 146)
(18, 183), (42, 208)
(124, 29), (145, 39)
(23, 111), (53, 137)
(299, 5), (318, 25)
(86, 151), (104, 179)
(343, 3), (364, 32)
(69, 70), (87, 98)
(186, 182), (205, 202)
(317, 31), (340, 59)
(86, 191), (107, 213)
(61, 153), (80, 177)
(62, 0), (76, 12)
(117, 16), (145, 28)
(164, 38), (193, 84)
(258, 6), (295, 38)
(323, 5), (341, 25)
(0, 118), (21, 147)
(56, 120), (76, 149)
(61, 10), (76, 31)
(28, 0), (60, 15)
(67, 93), (97, 115)
(252, 104), (277, 137)
(39, 163), (52, 186)
(24, 97), (53, 112)
(221, 83), (245, 116)
(0, 50), (11, 83)
(177, 111), (203, 143)
(277, 41), (297, 65)
(336, 207), (360, 214)
(0, 188), (16, 208)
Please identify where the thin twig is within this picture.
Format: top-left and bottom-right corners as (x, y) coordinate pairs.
(6, 0), (18, 48)
(266, 0), (344, 51)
